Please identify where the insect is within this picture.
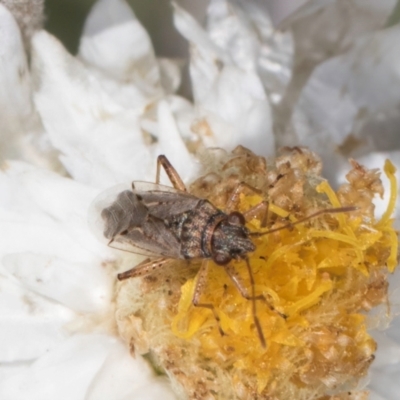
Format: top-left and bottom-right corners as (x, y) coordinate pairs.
(91, 155), (355, 347)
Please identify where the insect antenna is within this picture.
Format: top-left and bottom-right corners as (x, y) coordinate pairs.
(223, 261), (272, 347)
(244, 257), (266, 348)
(249, 206), (357, 238)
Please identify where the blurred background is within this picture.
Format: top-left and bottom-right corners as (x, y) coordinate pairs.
(44, 0), (307, 55)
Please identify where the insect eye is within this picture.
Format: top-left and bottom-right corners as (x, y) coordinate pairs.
(213, 253), (231, 265)
(228, 211), (245, 226)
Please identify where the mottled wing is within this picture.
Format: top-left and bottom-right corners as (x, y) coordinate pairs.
(88, 184), (133, 244)
(89, 182), (190, 258)
(132, 182), (201, 220)
(112, 213), (181, 258)
(101, 190), (148, 239)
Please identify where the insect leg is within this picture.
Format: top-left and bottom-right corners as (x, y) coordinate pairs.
(243, 201), (269, 227)
(192, 259), (225, 336)
(156, 155), (187, 192)
(224, 261), (266, 347)
(225, 182), (261, 213)
(117, 257), (170, 280)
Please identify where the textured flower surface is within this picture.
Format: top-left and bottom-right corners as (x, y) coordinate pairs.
(0, 0), (399, 399)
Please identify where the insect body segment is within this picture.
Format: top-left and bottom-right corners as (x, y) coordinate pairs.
(167, 199), (223, 259)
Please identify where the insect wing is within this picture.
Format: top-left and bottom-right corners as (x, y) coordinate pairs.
(88, 183), (132, 244)
(88, 182), (183, 258)
(132, 181), (201, 220)
(88, 184), (156, 257)
(113, 213), (181, 258)
(132, 181), (183, 193)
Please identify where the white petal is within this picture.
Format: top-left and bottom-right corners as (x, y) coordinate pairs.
(275, 0), (397, 151)
(173, 3), (274, 156)
(0, 211), (98, 266)
(0, 335), (118, 400)
(0, 335), (176, 400)
(0, 4), (60, 171)
(369, 367), (400, 399)
(0, 363), (29, 388)
(0, 161), (110, 263)
(79, 0), (160, 87)
(369, 391), (387, 400)
(78, 0), (164, 109)
(7, 161), (108, 256)
(140, 95), (197, 164)
(198, 65), (274, 156)
(292, 26), (400, 183)
(187, 43), (220, 113)
(0, 4), (32, 122)
(173, 2), (227, 104)
(172, 2), (227, 62)
(3, 253), (112, 314)
(86, 340), (177, 400)
(31, 30), (152, 188)
(80, 66), (156, 110)
(206, 0), (293, 103)
(389, 272), (400, 317)
(371, 331), (400, 369)
(0, 162), (114, 313)
(282, 0), (396, 62)
(158, 58), (182, 95)
(0, 276), (73, 362)
(167, 95), (198, 141)
(207, 0), (260, 71)
(0, 4), (38, 160)
(153, 100), (199, 184)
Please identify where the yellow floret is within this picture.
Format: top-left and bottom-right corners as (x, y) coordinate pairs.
(171, 159), (398, 396)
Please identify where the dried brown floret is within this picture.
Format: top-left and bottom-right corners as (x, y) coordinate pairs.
(337, 159), (384, 220)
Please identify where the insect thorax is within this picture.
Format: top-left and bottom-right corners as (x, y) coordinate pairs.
(166, 199), (226, 260)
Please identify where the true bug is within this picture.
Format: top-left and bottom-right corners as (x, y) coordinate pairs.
(91, 155), (354, 347)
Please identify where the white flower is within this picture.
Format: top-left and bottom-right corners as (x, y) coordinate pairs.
(0, 0), (399, 399)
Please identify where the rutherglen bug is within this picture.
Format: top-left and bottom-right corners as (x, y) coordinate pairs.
(92, 155), (355, 347)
